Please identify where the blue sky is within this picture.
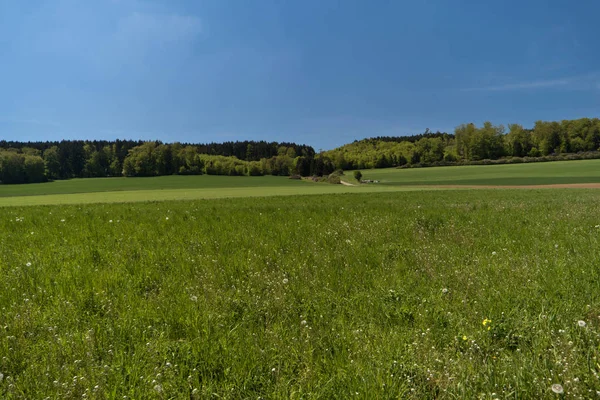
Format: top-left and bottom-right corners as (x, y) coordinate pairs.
(1, 0), (599, 150)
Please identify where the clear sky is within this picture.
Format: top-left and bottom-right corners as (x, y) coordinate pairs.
(1, 0), (599, 150)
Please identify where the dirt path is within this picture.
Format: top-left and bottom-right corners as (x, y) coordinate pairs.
(425, 183), (600, 189)
(340, 180), (357, 186)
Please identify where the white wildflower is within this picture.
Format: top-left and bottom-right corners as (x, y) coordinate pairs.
(441, 288), (448, 294)
(578, 320), (587, 328)
(551, 383), (563, 394)
(190, 295), (198, 302)
(282, 278), (289, 284)
(492, 251), (497, 255)
(26, 262), (32, 267)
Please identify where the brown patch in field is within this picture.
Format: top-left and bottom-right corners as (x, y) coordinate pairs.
(425, 183), (600, 189)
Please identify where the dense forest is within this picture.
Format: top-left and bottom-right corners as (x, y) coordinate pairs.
(0, 140), (324, 184)
(324, 117), (600, 169)
(1, 117), (599, 184)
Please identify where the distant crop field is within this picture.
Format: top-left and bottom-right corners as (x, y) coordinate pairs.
(360, 158), (600, 186)
(2, 159), (600, 207)
(2, 190), (600, 398)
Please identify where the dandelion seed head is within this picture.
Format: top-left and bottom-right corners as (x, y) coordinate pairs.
(551, 383), (563, 394)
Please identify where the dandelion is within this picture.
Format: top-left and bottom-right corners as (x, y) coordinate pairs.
(551, 383), (563, 394)
(577, 320), (587, 328)
(462, 335), (468, 341)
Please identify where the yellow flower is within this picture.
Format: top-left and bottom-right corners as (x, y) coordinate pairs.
(462, 335), (468, 341)
(482, 318), (492, 327)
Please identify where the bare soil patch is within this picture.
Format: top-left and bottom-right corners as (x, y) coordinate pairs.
(427, 183), (600, 189)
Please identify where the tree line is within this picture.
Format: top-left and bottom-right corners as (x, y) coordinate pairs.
(2, 117), (600, 184)
(0, 139), (327, 184)
(324, 117), (600, 169)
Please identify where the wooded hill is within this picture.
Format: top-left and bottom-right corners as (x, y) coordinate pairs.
(323, 117), (600, 169)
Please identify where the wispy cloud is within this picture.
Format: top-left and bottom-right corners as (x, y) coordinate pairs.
(0, 117), (61, 127)
(115, 12), (202, 44)
(462, 78), (571, 92)
(462, 72), (600, 92)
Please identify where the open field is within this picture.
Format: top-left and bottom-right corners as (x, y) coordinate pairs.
(2, 159), (600, 207)
(2, 190), (600, 398)
(361, 158), (600, 187)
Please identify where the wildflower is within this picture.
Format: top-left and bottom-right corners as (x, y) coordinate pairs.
(551, 383), (563, 394)
(154, 384), (163, 393)
(555, 244), (559, 249)
(483, 318), (492, 326)
(26, 262), (32, 267)
(577, 320), (587, 328)
(492, 251), (497, 255)
(109, 220), (113, 223)
(190, 295), (198, 302)
(441, 288), (448, 294)
(462, 335), (468, 341)
(300, 320), (307, 326)
(282, 278), (289, 284)
(165, 217), (169, 220)
(192, 388), (199, 396)
(60, 219), (65, 222)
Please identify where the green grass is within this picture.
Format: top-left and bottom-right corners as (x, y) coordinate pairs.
(2, 159), (600, 207)
(360, 158), (600, 186)
(2, 190), (600, 398)
(0, 175), (310, 198)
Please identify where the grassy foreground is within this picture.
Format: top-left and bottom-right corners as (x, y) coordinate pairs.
(2, 190), (600, 398)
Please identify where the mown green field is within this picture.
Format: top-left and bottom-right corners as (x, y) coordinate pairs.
(2, 189), (600, 398)
(1, 159), (600, 207)
(361, 158), (600, 186)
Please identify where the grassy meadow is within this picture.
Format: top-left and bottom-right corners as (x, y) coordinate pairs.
(2, 188), (600, 398)
(2, 158), (600, 207)
(361, 158), (600, 187)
